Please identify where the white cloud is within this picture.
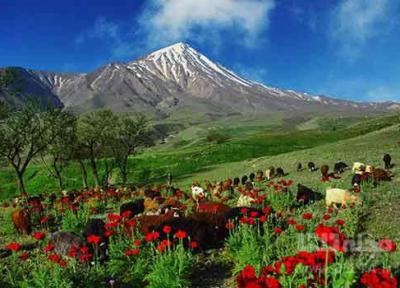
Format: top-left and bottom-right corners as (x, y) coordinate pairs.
(140, 0), (275, 48)
(331, 0), (397, 58)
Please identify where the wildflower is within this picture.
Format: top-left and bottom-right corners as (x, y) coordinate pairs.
(40, 217), (49, 224)
(302, 213), (313, 220)
(32, 231), (46, 241)
(295, 225), (305, 232)
(263, 206), (272, 215)
(121, 210), (132, 218)
(43, 244), (55, 252)
(68, 246), (79, 258)
(249, 211), (259, 218)
(274, 227), (283, 234)
(360, 268), (397, 288)
(134, 239), (141, 246)
(6, 242), (21, 252)
(19, 252), (29, 261)
(163, 225), (172, 234)
(323, 214), (331, 221)
(378, 239), (397, 252)
(287, 219), (297, 225)
(175, 230), (188, 239)
(145, 231), (160, 242)
(259, 215), (267, 223)
(315, 224), (348, 252)
(48, 253), (61, 263)
(87, 235), (101, 245)
(58, 260), (67, 267)
(104, 230), (114, 237)
(335, 219), (345, 226)
(79, 253), (92, 262)
(125, 249), (140, 256)
(190, 241), (199, 249)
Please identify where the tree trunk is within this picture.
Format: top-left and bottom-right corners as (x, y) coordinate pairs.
(78, 160), (88, 189)
(89, 157), (100, 188)
(16, 171), (26, 195)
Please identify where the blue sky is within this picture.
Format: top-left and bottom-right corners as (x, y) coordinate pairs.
(0, 0), (399, 102)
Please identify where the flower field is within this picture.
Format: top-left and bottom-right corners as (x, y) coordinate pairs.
(0, 123), (400, 287)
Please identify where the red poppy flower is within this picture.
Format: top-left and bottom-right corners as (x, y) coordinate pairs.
(287, 219), (297, 225)
(259, 215), (267, 223)
(79, 253), (92, 262)
(19, 252), (29, 261)
(163, 225), (172, 234)
(249, 211), (259, 218)
(43, 244), (55, 252)
(40, 217), (49, 224)
(87, 235), (101, 245)
(274, 227), (283, 234)
(263, 206), (272, 215)
(32, 231), (46, 241)
(335, 219), (345, 226)
(378, 239), (397, 252)
(226, 221), (235, 230)
(175, 230), (188, 239)
(6, 242), (21, 252)
(302, 213), (313, 220)
(134, 239), (141, 246)
(58, 260), (67, 267)
(315, 224), (348, 252)
(104, 230), (114, 237)
(145, 231), (160, 242)
(48, 253), (61, 263)
(121, 210), (132, 218)
(295, 225), (305, 231)
(360, 268), (397, 288)
(190, 241), (199, 249)
(125, 249), (140, 256)
(323, 214), (331, 221)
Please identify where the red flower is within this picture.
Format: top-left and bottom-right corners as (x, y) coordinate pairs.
(6, 242), (21, 252)
(58, 260), (67, 267)
(315, 224), (348, 252)
(226, 221), (235, 230)
(175, 230), (188, 239)
(274, 227), (283, 234)
(240, 208), (248, 215)
(104, 230), (114, 237)
(125, 249), (140, 256)
(360, 268), (397, 288)
(302, 213), (313, 220)
(145, 231), (160, 242)
(19, 252), (29, 261)
(263, 206), (272, 215)
(40, 217), (49, 224)
(259, 215), (267, 223)
(32, 231), (46, 241)
(48, 253), (61, 263)
(43, 244), (55, 252)
(79, 253), (92, 262)
(163, 225), (172, 234)
(250, 211), (259, 218)
(87, 235), (101, 245)
(378, 239), (397, 252)
(134, 239), (141, 246)
(335, 219), (345, 226)
(121, 210), (132, 218)
(295, 225), (305, 232)
(190, 241), (199, 249)
(323, 214), (331, 221)
(287, 219), (297, 225)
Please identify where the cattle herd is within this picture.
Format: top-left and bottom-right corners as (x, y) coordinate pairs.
(1, 153), (396, 286)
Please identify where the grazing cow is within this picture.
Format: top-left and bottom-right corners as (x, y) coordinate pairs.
(265, 167), (275, 180)
(155, 217), (228, 250)
(241, 175), (248, 186)
(308, 162), (317, 172)
(256, 170), (264, 182)
(120, 199), (145, 218)
(296, 162), (302, 172)
(320, 165), (330, 177)
(138, 210), (180, 235)
(11, 208), (31, 235)
(144, 197), (161, 213)
(383, 154), (392, 170)
(352, 162), (366, 174)
(237, 194), (255, 207)
(51, 232), (85, 256)
(372, 168), (392, 184)
(191, 185), (207, 202)
(249, 173), (256, 183)
(233, 177), (240, 187)
(365, 165), (375, 174)
(351, 174), (371, 188)
(244, 181), (254, 192)
(334, 162), (349, 174)
(296, 184), (323, 205)
(83, 219), (108, 261)
(325, 188), (362, 208)
(144, 188), (161, 199)
(276, 168), (285, 177)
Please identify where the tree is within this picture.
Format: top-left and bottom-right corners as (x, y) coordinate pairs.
(0, 102), (54, 195)
(113, 114), (151, 185)
(40, 109), (77, 191)
(77, 110), (118, 188)
(0, 68), (18, 120)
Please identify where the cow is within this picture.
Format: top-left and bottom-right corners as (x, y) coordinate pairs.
(383, 154), (392, 170)
(51, 232), (85, 256)
(120, 199), (145, 218)
(296, 184), (323, 205)
(334, 162), (349, 174)
(83, 219), (108, 261)
(325, 188), (362, 208)
(308, 162), (317, 172)
(11, 208), (31, 235)
(265, 167), (275, 180)
(352, 162), (366, 174)
(276, 168), (285, 178)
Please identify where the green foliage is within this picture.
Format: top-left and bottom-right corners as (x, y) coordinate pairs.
(146, 244), (194, 288)
(206, 132), (230, 144)
(61, 203), (90, 233)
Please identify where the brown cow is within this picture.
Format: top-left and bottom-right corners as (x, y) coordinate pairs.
(11, 208), (31, 235)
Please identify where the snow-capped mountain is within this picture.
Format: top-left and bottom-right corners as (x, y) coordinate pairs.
(1, 42), (398, 115)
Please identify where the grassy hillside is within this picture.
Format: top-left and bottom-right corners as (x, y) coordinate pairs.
(0, 114), (398, 200)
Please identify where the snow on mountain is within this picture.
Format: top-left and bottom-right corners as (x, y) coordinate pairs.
(0, 42), (397, 114)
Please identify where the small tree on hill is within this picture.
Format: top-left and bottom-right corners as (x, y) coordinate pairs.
(0, 102), (54, 195)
